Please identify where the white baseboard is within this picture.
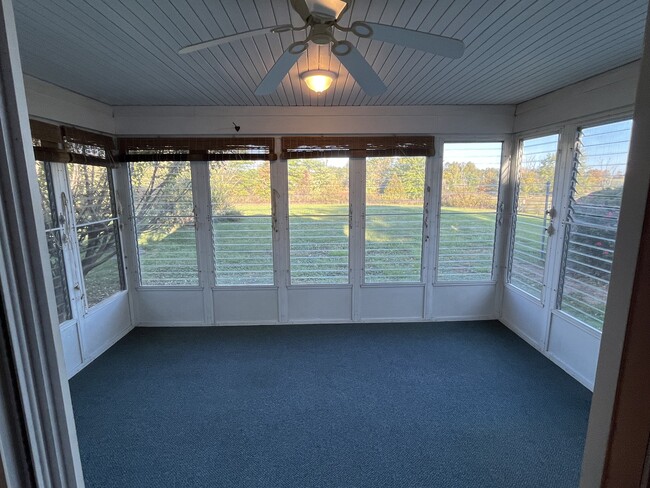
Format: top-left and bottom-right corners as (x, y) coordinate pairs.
(135, 315), (501, 328)
(499, 316), (543, 351)
(499, 316), (593, 391)
(68, 324), (133, 378)
(545, 352), (595, 391)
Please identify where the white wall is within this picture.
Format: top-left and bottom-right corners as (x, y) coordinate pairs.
(61, 293), (131, 377)
(24, 75), (115, 134)
(113, 104), (515, 136)
(513, 61), (639, 133)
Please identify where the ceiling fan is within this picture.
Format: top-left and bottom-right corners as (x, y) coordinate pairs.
(178, 0), (465, 97)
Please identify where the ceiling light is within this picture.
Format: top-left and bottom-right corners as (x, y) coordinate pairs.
(300, 70), (338, 93)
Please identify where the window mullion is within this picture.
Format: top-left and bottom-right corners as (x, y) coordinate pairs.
(270, 153), (289, 322)
(349, 157), (365, 321)
(423, 151), (440, 319)
(191, 161), (213, 324)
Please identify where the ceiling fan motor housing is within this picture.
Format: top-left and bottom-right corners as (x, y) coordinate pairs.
(310, 24), (335, 44)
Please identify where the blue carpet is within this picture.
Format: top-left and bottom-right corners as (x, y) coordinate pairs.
(69, 321), (591, 487)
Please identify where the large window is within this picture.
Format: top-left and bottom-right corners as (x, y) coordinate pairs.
(130, 160), (198, 286)
(67, 164), (124, 307)
(288, 158), (350, 284)
(210, 160), (274, 285)
(508, 134), (559, 298)
(35, 162), (72, 322)
(365, 156), (426, 282)
(438, 142), (502, 281)
(558, 120), (632, 330)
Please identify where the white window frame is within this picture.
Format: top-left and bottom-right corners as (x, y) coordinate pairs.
(435, 136), (509, 285)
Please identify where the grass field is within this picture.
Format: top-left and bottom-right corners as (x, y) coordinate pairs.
(137, 204), (500, 286)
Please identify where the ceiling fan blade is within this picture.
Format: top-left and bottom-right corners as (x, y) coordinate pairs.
(178, 25), (291, 54)
(255, 48), (304, 96)
(363, 22), (465, 59)
(333, 44), (386, 97)
(290, 0), (312, 22)
(305, 0), (349, 21)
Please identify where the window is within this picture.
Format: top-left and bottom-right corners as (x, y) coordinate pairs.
(288, 158), (350, 284)
(210, 160), (274, 285)
(129, 160), (198, 286)
(557, 120), (633, 330)
(365, 156), (426, 282)
(35, 162), (72, 322)
(508, 134), (559, 298)
(438, 142), (502, 281)
(67, 164), (124, 307)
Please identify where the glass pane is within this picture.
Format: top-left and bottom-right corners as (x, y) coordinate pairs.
(35, 162), (71, 323)
(77, 220), (122, 307)
(288, 158), (349, 284)
(130, 161), (198, 286)
(46, 230), (72, 323)
(210, 161), (274, 286)
(558, 120), (632, 330)
(137, 218), (198, 286)
(438, 142), (502, 281)
(365, 156), (425, 282)
(67, 164), (114, 224)
(35, 161), (56, 229)
(509, 134), (559, 298)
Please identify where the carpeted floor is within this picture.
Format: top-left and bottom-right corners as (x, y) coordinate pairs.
(69, 321), (591, 488)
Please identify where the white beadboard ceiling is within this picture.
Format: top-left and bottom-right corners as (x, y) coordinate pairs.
(13, 0), (648, 106)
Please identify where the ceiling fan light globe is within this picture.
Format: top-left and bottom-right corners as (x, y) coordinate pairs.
(301, 70), (338, 93)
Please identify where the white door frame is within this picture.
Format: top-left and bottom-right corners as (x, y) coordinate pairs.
(0, 0), (84, 486)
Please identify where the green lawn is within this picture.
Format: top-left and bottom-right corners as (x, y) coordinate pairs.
(136, 204), (499, 285)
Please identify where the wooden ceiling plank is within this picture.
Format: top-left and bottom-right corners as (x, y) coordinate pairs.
(18, 0), (197, 104)
(125, 0), (253, 105)
(87, 0), (224, 103)
(382, 0), (495, 105)
(435, 1), (643, 104)
(468, 21), (645, 104)
(405, 0), (539, 105)
(149, 0), (249, 105)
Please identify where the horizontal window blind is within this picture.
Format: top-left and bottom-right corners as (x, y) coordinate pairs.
(365, 156), (426, 283)
(508, 134), (559, 299)
(557, 120), (632, 330)
(438, 142), (502, 281)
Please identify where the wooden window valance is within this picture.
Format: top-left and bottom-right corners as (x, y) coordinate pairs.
(280, 136), (435, 159)
(30, 120), (117, 167)
(117, 137), (277, 162)
(30, 120), (63, 148)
